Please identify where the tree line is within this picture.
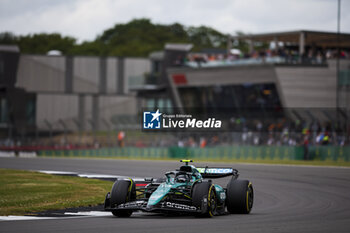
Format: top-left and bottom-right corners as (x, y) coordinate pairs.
(0, 18), (254, 57)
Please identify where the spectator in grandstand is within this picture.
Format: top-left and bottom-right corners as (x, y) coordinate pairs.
(259, 49), (266, 63)
(288, 138), (296, 146)
(174, 55), (184, 66)
(188, 137), (196, 147)
(316, 51), (323, 64)
(200, 138), (207, 148)
(117, 131), (125, 147)
(253, 135), (260, 145)
(193, 54), (206, 67)
(322, 132), (330, 145)
(178, 140), (184, 147)
(267, 134), (274, 145)
(316, 132), (324, 145)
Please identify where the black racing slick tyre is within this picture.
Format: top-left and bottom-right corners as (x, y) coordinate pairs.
(192, 182), (217, 217)
(110, 179), (135, 217)
(226, 179), (253, 214)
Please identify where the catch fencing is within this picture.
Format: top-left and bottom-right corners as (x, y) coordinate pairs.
(37, 145), (350, 162)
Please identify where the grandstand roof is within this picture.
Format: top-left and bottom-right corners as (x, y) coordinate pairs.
(0, 45), (20, 52)
(231, 30), (350, 48)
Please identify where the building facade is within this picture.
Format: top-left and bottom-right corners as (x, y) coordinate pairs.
(0, 30), (349, 138)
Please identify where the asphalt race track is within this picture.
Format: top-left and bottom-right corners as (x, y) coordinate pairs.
(1, 157), (350, 233)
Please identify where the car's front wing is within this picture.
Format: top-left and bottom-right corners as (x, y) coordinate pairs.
(105, 199), (207, 214)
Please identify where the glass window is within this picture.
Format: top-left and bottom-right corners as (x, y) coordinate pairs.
(178, 83), (282, 114)
(146, 98), (155, 109)
(26, 96), (36, 125)
(0, 59), (4, 76)
(0, 98), (7, 123)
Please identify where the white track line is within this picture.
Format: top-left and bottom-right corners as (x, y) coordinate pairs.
(64, 211), (113, 216)
(0, 212), (112, 221)
(0, 211), (143, 221)
(0, 216), (60, 221)
(36, 170), (145, 180)
(37, 170), (78, 175)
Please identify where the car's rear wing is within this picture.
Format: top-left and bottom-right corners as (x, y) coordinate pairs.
(196, 167), (239, 178)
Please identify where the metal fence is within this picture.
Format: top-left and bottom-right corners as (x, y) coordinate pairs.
(37, 145), (350, 162)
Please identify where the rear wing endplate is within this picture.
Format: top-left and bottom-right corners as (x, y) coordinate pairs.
(196, 167), (238, 178)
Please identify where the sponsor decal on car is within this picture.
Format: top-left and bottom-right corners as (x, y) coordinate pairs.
(196, 168), (233, 174)
(161, 202), (197, 211)
(118, 201), (147, 208)
(220, 192), (226, 200)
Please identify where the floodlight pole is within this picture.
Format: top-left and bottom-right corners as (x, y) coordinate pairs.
(336, 0), (343, 142)
(227, 35), (232, 56)
(336, 0), (340, 111)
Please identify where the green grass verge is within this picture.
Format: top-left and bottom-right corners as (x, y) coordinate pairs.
(39, 154), (350, 167)
(0, 169), (112, 216)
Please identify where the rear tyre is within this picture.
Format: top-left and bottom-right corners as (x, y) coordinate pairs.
(110, 179), (135, 217)
(192, 182), (217, 217)
(226, 179), (253, 214)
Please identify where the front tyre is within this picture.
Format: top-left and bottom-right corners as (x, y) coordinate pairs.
(192, 182), (217, 217)
(226, 179), (253, 214)
(110, 179), (135, 217)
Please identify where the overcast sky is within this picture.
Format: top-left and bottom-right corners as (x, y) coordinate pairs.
(0, 0), (349, 43)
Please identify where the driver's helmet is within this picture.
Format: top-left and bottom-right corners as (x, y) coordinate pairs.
(175, 174), (187, 183)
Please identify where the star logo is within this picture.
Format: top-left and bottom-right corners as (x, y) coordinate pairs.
(150, 109), (162, 122)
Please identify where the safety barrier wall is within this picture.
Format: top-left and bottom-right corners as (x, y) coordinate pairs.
(38, 147), (169, 159)
(169, 146), (305, 160)
(37, 146), (350, 162)
(308, 146), (349, 161)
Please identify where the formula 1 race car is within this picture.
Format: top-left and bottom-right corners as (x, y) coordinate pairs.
(104, 160), (253, 217)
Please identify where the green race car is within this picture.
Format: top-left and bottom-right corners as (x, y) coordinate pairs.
(104, 160), (253, 217)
